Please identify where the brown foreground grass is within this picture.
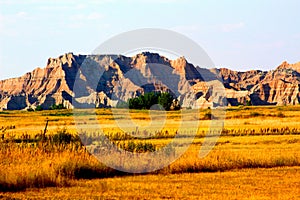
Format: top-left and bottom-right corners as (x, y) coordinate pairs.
(1, 106), (300, 199)
(1, 167), (300, 199)
(1, 134), (300, 194)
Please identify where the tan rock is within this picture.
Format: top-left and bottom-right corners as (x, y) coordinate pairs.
(0, 52), (299, 110)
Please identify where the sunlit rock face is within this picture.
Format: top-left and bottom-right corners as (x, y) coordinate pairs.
(0, 52), (299, 110)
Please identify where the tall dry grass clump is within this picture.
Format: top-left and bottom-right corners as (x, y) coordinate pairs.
(163, 147), (300, 174)
(0, 143), (68, 192)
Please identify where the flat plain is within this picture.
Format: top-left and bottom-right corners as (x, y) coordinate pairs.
(1, 105), (300, 199)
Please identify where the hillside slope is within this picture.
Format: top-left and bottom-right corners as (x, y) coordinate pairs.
(0, 52), (299, 110)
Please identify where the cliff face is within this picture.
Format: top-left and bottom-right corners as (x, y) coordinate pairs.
(0, 52), (299, 110)
(0, 52), (216, 110)
(0, 53), (86, 110)
(220, 61), (300, 106)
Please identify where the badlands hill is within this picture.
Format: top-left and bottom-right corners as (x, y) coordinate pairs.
(0, 52), (299, 110)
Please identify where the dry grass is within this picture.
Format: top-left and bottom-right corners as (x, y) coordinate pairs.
(1, 167), (300, 199)
(1, 134), (300, 192)
(1, 106), (300, 199)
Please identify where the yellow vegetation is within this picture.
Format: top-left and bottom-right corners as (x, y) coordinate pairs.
(1, 106), (300, 199)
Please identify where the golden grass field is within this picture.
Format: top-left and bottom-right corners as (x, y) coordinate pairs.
(1, 105), (300, 199)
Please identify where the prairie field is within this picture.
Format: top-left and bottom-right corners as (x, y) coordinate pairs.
(1, 105), (300, 199)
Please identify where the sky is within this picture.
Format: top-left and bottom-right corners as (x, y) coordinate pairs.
(0, 0), (300, 79)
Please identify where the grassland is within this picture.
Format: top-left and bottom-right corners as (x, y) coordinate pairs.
(1, 105), (300, 199)
(2, 167), (300, 199)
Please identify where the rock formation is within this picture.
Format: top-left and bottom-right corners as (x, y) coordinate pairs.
(220, 61), (300, 106)
(0, 52), (299, 110)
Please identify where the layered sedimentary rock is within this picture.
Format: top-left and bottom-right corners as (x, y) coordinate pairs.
(0, 52), (299, 110)
(219, 61), (300, 106)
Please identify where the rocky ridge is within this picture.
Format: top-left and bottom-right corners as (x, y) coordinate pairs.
(0, 52), (299, 110)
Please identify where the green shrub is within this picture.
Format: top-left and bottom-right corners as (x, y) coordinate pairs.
(158, 92), (174, 111)
(118, 141), (156, 153)
(35, 105), (43, 111)
(49, 104), (66, 110)
(246, 100), (252, 106)
(128, 92), (178, 111)
(51, 128), (80, 144)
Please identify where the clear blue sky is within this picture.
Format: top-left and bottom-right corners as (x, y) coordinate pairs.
(0, 0), (300, 79)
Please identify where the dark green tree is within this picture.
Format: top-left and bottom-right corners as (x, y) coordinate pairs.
(246, 100), (252, 106)
(128, 92), (178, 111)
(158, 92), (174, 111)
(128, 97), (143, 109)
(49, 103), (66, 110)
(35, 105), (43, 111)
